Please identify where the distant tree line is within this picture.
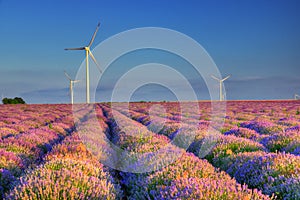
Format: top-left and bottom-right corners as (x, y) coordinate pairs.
(2, 97), (26, 104)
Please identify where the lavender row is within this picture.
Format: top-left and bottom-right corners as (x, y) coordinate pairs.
(0, 105), (76, 198)
(100, 104), (271, 199)
(121, 102), (300, 199)
(0, 104), (73, 139)
(118, 102), (300, 156)
(6, 130), (123, 199)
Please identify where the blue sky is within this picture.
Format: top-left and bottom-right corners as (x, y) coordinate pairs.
(0, 0), (299, 103)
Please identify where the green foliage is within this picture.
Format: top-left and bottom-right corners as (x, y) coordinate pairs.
(48, 123), (53, 129)
(2, 97), (26, 104)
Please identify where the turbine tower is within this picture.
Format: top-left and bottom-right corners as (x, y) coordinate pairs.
(211, 75), (231, 101)
(64, 71), (80, 104)
(65, 22), (102, 103)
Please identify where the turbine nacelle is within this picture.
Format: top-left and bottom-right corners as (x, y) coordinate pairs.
(71, 80), (80, 84)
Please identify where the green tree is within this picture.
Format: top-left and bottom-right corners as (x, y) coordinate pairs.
(2, 97), (26, 104)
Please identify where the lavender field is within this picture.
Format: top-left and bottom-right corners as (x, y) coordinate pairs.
(0, 101), (300, 199)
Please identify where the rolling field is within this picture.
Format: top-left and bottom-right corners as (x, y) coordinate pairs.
(0, 101), (299, 199)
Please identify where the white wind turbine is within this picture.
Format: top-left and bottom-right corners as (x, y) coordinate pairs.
(65, 22), (102, 103)
(211, 75), (231, 101)
(64, 71), (80, 104)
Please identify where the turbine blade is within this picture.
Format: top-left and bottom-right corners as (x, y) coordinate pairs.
(64, 71), (72, 80)
(89, 50), (102, 73)
(221, 75), (231, 81)
(211, 75), (220, 81)
(65, 47), (85, 50)
(88, 22), (100, 47)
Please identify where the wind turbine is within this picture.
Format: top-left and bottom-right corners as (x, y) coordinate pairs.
(65, 22), (102, 103)
(64, 71), (80, 104)
(211, 75), (231, 101)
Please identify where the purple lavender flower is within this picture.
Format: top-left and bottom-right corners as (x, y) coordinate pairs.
(261, 129), (300, 153)
(241, 119), (283, 135)
(234, 152), (300, 199)
(224, 127), (263, 141)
